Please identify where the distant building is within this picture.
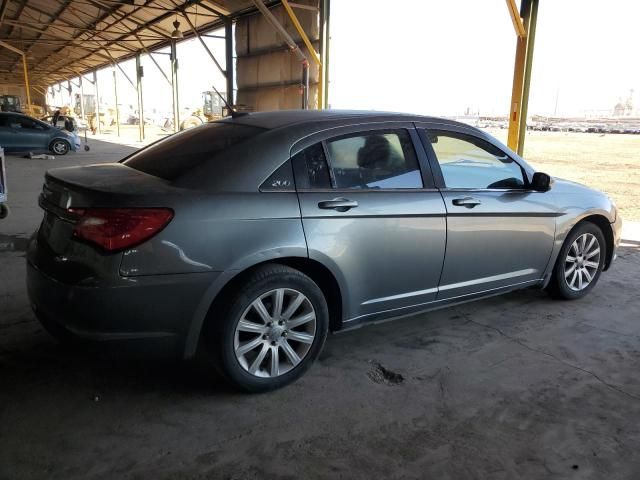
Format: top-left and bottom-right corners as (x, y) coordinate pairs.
(613, 89), (635, 116)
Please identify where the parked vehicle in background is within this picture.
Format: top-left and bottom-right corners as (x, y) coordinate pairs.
(0, 112), (79, 155)
(27, 110), (622, 392)
(42, 114), (79, 133)
(180, 90), (226, 130)
(0, 95), (21, 113)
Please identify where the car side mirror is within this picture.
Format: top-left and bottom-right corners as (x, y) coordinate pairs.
(531, 172), (553, 192)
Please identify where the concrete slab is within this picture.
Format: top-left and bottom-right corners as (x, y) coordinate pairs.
(1, 137), (640, 479)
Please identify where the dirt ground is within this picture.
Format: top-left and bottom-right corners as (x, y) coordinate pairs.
(489, 129), (640, 221)
(1, 132), (640, 479)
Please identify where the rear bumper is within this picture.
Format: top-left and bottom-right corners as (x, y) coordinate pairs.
(27, 260), (219, 357)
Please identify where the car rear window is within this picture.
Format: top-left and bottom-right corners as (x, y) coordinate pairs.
(123, 122), (265, 180)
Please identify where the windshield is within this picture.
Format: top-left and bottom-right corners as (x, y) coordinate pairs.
(123, 122), (265, 181)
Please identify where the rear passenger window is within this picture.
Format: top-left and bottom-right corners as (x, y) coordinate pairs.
(326, 129), (423, 189)
(292, 143), (331, 189)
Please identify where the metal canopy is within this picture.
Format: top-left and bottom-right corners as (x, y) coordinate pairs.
(0, 0), (269, 87)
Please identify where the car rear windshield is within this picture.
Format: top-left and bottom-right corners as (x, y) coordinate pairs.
(123, 122), (266, 180)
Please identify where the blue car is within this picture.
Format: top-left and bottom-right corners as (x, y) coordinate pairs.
(0, 112), (80, 155)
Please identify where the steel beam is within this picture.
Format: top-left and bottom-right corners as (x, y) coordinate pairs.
(113, 66), (120, 137)
(506, 0), (538, 155)
(0, 0), (9, 25)
(136, 54), (145, 141)
(507, 34), (527, 151)
(0, 41), (33, 116)
(135, 34), (171, 86)
(282, 0), (322, 109)
(505, 0), (526, 38)
(182, 11), (226, 77)
(94, 70), (101, 134)
(517, 0), (538, 156)
(225, 17), (234, 105)
(79, 73), (86, 120)
(170, 40), (179, 132)
(5, 0), (28, 41)
(319, 0), (330, 108)
(105, 50), (136, 89)
(251, 0), (309, 109)
(21, 1), (74, 67)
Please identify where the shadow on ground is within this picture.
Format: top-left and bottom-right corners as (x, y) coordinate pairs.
(1, 244), (640, 479)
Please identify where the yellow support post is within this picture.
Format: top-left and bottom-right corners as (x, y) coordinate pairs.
(0, 40), (33, 116)
(505, 0), (527, 152)
(281, 0), (323, 109)
(507, 35), (527, 151)
(22, 56), (33, 116)
(505, 0), (526, 38)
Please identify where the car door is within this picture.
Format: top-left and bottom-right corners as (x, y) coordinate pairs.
(293, 123), (447, 325)
(416, 123), (557, 300)
(9, 116), (49, 151)
(0, 115), (16, 150)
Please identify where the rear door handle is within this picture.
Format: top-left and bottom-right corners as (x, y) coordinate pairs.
(452, 197), (481, 208)
(318, 198), (359, 212)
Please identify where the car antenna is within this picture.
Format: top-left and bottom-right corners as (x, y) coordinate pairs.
(209, 84), (248, 119)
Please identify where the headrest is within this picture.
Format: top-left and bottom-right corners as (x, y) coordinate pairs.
(357, 135), (391, 168)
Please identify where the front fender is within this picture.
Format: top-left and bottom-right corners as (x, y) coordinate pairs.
(542, 208), (617, 287)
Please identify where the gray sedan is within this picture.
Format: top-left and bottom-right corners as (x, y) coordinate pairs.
(0, 112), (79, 155)
(26, 110), (622, 392)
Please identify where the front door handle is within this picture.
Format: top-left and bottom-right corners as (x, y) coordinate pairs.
(318, 198), (359, 212)
(452, 197), (481, 208)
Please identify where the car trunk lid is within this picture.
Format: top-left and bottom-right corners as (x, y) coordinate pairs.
(33, 163), (178, 283)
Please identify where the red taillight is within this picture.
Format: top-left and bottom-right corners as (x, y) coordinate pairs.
(68, 208), (173, 252)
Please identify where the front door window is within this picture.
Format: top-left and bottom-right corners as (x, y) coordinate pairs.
(428, 130), (525, 189)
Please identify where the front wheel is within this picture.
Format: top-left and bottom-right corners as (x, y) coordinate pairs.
(547, 222), (606, 300)
(206, 264), (329, 392)
(49, 139), (70, 155)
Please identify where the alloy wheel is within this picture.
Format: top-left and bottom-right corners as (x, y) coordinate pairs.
(52, 141), (68, 154)
(233, 288), (316, 378)
(564, 233), (601, 291)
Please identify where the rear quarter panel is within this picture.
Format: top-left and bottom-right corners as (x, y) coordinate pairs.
(119, 192), (307, 276)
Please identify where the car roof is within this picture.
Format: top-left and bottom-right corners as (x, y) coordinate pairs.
(221, 109), (472, 132)
(0, 112), (35, 119)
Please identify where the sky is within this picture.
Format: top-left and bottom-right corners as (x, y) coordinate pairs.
(48, 0), (639, 119)
(329, 0), (640, 117)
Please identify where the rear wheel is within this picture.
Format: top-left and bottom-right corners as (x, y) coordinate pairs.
(206, 264), (329, 392)
(547, 222), (606, 300)
(49, 139), (70, 155)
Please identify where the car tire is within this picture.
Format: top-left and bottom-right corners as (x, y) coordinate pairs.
(180, 116), (203, 130)
(547, 222), (606, 300)
(205, 264), (329, 393)
(49, 139), (70, 155)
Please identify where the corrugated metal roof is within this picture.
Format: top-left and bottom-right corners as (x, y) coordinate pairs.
(0, 0), (268, 87)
